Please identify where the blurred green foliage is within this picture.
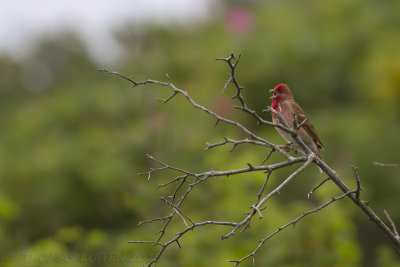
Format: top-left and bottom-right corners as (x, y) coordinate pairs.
(1, 1), (400, 266)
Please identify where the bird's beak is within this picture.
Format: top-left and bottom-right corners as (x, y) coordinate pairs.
(269, 89), (277, 99)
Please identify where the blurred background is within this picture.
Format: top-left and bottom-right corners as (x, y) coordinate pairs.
(1, 0), (400, 266)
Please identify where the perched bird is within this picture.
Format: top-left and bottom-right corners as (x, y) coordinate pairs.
(269, 84), (324, 166)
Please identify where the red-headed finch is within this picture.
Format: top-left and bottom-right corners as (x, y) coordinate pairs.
(269, 84), (324, 171)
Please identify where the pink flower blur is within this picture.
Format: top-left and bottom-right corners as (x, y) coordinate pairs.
(226, 7), (253, 35)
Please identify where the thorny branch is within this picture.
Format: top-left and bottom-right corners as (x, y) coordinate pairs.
(215, 53), (295, 133)
(100, 54), (400, 266)
(229, 190), (357, 266)
(221, 155), (314, 240)
(100, 68), (292, 159)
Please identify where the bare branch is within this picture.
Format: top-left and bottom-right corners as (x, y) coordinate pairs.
(138, 166), (168, 181)
(373, 162), (400, 168)
(307, 177), (331, 199)
(159, 91), (178, 104)
(263, 106), (314, 156)
(156, 174), (189, 188)
(316, 157), (400, 250)
(222, 155), (314, 240)
(351, 165), (364, 199)
(145, 155), (306, 183)
(205, 137), (267, 151)
(215, 53), (298, 134)
(136, 152), (307, 250)
(131, 220), (237, 267)
(293, 115), (299, 130)
(101, 54), (400, 266)
(98, 69), (143, 86)
(260, 148), (275, 165)
(137, 215), (171, 227)
(128, 240), (163, 246)
(146, 154), (192, 175)
(384, 210), (400, 241)
(230, 190), (356, 266)
(292, 114), (308, 131)
(215, 53), (245, 106)
(256, 170), (272, 203)
(100, 68), (293, 159)
(161, 197), (195, 226)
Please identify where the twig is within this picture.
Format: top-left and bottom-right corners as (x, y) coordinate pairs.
(138, 153), (306, 247)
(222, 155), (314, 240)
(316, 156), (400, 250)
(161, 197), (195, 226)
(145, 155), (305, 184)
(138, 166), (168, 181)
(137, 215), (171, 227)
(230, 190), (355, 266)
(384, 210), (400, 241)
(128, 240), (163, 246)
(100, 69), (293, 159)
(215, 53), (245, 106)
(205, 137), (268, 152)
(215, 53), (297, 134)
(256, 170), (272, 203)
(260, 148), (275, 165)
(156, 174), (189, 188)
(130, 220), (237, 267)
(373, 162), (400, 168)
(351, 165), (364, 199)
(307, 177), (330, 199)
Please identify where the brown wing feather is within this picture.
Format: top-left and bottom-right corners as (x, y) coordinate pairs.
(291, 101), (324, 150)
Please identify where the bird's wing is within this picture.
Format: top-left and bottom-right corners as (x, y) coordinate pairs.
(291, 101), (324, 150)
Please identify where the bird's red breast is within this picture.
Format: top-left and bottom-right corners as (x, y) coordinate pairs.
(270, 84), (292, 112)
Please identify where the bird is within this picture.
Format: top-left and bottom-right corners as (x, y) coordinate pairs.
(269, 84), (324, 171)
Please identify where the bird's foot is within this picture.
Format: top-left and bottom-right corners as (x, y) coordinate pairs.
(283, 143), (293, 152)
(292, 145), (300, 155)
(282, 143), (300, 154)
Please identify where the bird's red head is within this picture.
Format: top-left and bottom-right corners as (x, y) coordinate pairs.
(269, 84), (293, 101)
